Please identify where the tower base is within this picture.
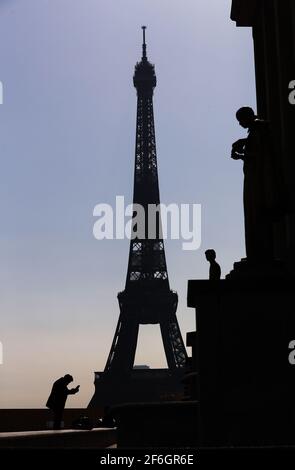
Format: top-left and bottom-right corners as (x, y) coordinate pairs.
(88, 368), (185, 409)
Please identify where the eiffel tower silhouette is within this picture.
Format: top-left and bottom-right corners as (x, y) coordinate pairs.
(89, 27), (187, 407)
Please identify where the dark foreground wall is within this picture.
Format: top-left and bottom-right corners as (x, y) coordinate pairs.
(188, 279), (295, 447)
(112, 401), (198, 448)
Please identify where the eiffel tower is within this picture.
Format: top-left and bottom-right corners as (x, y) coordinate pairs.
(88, 27), (187, 407)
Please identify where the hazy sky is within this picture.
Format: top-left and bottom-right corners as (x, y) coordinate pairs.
(0, 0), (256, 408)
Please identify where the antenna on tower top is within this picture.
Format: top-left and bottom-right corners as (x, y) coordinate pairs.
(141, 25), (147, 59)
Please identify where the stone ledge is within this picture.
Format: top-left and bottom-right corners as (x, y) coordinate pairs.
(0, 428), (117, 448)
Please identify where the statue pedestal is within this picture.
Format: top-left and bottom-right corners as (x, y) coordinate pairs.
(226, 258), (288, 280)
(187, 276), (295, 446)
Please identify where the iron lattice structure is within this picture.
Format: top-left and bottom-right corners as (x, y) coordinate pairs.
(104, 27), (187, 373)
(88, 28), (187, 407)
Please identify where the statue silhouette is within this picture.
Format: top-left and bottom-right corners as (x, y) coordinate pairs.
(205, 249), (221, 280)
(46, 374), (80, 430)
(231, 107), (283, 262)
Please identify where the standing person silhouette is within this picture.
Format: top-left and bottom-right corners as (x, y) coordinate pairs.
(46, 374), (80, 429)
(205, 250), (221, 280)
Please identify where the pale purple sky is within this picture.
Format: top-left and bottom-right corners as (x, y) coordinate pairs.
(0, 0), (255, 407)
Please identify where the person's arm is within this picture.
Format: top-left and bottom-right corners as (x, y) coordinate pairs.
(231, 139), (247, 160)
(67, 385), (80, 395)
(231, 149), (244, 161)
(233, 138), (247, 150)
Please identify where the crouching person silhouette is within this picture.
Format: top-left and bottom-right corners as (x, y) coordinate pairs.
(46, 374), (80, 429)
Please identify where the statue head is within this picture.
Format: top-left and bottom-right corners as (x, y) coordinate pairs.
(205, 249), (216, 262)
(236, 107), (256, 129)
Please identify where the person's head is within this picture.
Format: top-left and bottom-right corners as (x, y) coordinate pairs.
(236, 107), (256, 129)
(63, 374), (73, 384)
(205, 249), (216, 262)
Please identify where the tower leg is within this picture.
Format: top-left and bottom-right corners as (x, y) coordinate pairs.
(105, 312), (139, 373)
(160, 315), (187, 370)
